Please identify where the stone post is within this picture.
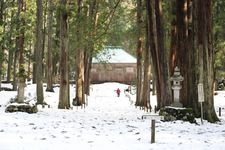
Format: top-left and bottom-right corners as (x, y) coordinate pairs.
(170, 66), (184, 107)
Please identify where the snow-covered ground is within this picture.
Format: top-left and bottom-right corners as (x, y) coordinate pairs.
(0, 82), (225, 150)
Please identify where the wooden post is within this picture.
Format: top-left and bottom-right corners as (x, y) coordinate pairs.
(142, 115), (164, 143)
(200, 102), (203, 125)
(151, 119), (155, 143)
(219, 107), (221, 117)
(154, 105), (157, 113)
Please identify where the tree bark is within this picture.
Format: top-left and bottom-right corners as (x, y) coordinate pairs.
(135, 0), (143, 107)
(58, 0), (70, 109)
(186, 0), (198, 110)
(7, 48), (13, 82)
(170, 0), (189, 106)
(36, 0), (44, 104)
(84, 0), (99, 97)
(17, 0), (26, 103)
(146, 0), (158, 105)
(194, 0), (219, 122)
(146, 0), (172, 109)
(32, 47), (37, 84)
(12, 50), (18, 91)
(7, 1), (18, 88)
(141, 30), (151, 109)
(0, 0), (4, 90)
(73, 0), (85, 107)
(84, 0), (95, 96)
(169, 0), (177, 73)
(27, 42), (32, 81)
(155, 0), (172, 107)
(46, 0), (54, 92)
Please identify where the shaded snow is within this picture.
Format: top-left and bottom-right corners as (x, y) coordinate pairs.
(0, 82), (225, 150)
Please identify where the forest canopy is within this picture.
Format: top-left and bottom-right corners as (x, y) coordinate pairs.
(0, 0), (224, 123)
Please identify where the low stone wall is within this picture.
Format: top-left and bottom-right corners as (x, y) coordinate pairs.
(5, 103), (38, 114)
(159, 106), (196, 123)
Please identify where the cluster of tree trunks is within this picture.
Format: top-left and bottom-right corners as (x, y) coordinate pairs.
(0, 0), (219, 122)
(136, 0), (171, 110)
(169, 0), (218, 122)
(135, 0), (218, 122)
(0, 0), (124, 109)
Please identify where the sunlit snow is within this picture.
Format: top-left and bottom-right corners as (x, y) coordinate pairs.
(0, 82), (225, 150)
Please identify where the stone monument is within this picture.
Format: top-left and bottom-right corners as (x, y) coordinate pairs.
(170, 66), (184, 107)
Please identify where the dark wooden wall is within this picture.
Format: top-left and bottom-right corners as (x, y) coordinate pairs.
(91, 63), (136, 84)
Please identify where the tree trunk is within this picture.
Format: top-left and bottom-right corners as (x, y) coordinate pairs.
(84, 51), (91, 96)
(186, 0), (198, 110)
(42, 0), (47, 79)
(58, 0), (70, 109)
(135, 0), (143, 107)
(146, 0), (158, 105)
(0, 0), (4, 90)
(17, 0), (26, 103)
(146, 0), (172, 109)
(10, 0), (18, 90)
(169, 0), (189, 106)
(12, 50), (18, 91)
(27, 43), (32, 81)
(169, 0), (177, 72)
(73, 0), (85, 107)
(74, 48), (85, 106)
(53, 11), (60, 84)
(32, 47), (37, 84)
(36, 0), (44, 104)
(46, 0), (54, 92)
(7, 46), (13, 82)
(140, 29), (151, 110)
(194, 0), (219, 122)
(155, 0), (172, 107)
(83, 0), (98, 97)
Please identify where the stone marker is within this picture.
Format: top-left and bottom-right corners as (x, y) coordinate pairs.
(170, 66), (184, 107)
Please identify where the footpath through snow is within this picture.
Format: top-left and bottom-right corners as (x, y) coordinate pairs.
(0, 82), (225, 150)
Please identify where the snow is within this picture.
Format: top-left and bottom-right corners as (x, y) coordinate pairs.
(0, 82), (225, 150)
(92, 48), (136, 63)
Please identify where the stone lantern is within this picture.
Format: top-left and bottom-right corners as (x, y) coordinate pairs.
(170, 66), (184, 107)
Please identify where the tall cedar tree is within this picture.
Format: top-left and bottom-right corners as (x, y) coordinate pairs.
(0, 0), (4, 91)
(169, 0), (189, 106)
(58, 0), (70, 109)
(155, 0), (171, 108)
(46, 0), (54, 92)
(16, 0), (26, 103)
(135, 0), (143, 107)
(36, 0), (44, 104)
(73, 0), (85, 107)
(194, 0), (218, 122)
(146, 0), (172, 109)
(141, 22), (151, 110)
(6, 1), (16, 83)
(84, 0), (98, 96)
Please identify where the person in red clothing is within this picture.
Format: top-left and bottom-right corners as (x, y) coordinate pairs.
(116, 88), (121, 97)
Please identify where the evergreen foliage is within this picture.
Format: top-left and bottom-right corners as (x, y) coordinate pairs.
(0, 0), (223, 121)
